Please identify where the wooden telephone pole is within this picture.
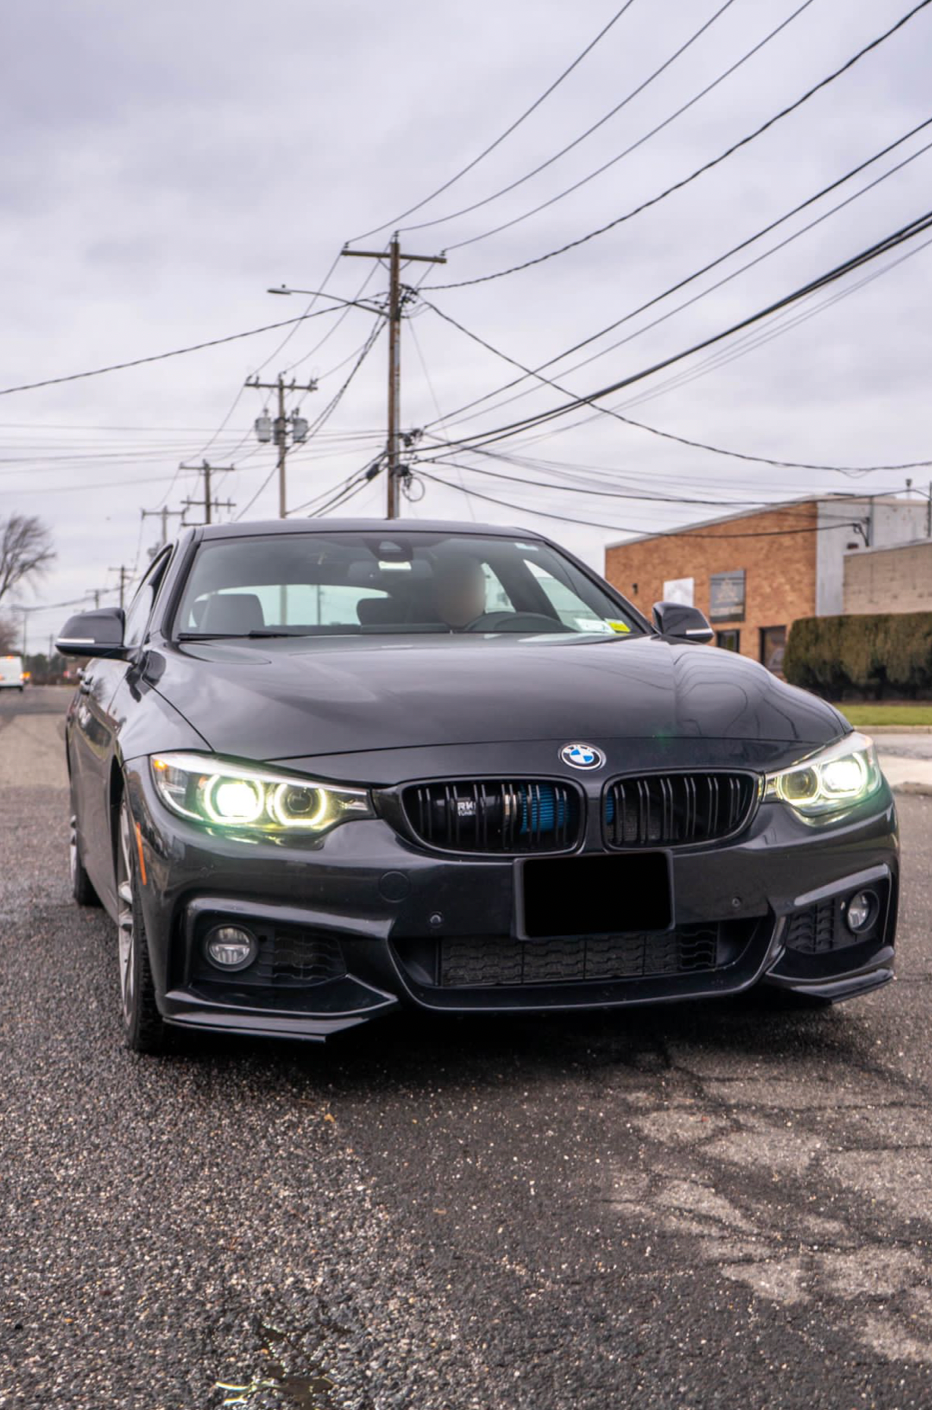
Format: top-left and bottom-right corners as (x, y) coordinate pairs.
(342, 237), (446, 518)
(179, 460), (235, 525)
(245, 375), (316, 518)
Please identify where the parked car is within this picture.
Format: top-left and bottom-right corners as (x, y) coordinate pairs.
(57, 519), (897, 1052)
(0, 655), (25, 691)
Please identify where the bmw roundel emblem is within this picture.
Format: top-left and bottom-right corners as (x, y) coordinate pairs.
(560, 742), (606, 771)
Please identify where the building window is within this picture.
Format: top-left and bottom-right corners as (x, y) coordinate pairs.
(760, 625), (787, 675)
(716, 629), (740, 652)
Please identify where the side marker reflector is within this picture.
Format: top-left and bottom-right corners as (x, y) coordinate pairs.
(135, 822), (147, 886)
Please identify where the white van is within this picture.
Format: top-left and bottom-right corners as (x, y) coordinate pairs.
(0, 655), (25, 691)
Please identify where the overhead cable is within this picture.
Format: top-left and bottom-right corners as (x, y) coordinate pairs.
(419, 295), (932, 474)
(424, 114), (932, 430)
(0, 305), (352, 399)
(416, 207), (932, 456)
(349, 1), (639, 242)
(424, 0), (932, 287)
(400, 0), (740, 235)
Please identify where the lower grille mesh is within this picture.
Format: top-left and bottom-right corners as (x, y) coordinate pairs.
(438, 926), (720, 988)
(253, 930), (347, 985)
(785, 900), (839, 954)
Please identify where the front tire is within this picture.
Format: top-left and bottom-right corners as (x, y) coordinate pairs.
(116, 795), (165, 1054)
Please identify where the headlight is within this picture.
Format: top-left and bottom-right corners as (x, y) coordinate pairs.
(763, 732), (882, 819)
(150, 752), (373, 835)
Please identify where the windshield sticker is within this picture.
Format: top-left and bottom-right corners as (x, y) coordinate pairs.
(608, 620), (631, 633)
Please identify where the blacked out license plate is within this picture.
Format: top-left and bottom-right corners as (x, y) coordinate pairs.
(517, 852), (673, 939)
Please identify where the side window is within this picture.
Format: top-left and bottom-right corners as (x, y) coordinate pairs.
(524, 560), (617, 633)
(481, 563), (514, 614)
(123, 552), (171, 647)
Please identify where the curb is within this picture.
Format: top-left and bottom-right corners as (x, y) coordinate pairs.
(864, 725), (932, 735)
(892, 782), (932, 798)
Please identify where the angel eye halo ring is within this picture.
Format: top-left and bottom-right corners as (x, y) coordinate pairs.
(763, 732), (882, 820)
(150, 752), (372, 835)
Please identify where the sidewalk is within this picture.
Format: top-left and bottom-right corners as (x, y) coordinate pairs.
(875, 735), (932, 797)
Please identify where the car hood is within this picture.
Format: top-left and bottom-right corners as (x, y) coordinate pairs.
(150, 633), (846, 769)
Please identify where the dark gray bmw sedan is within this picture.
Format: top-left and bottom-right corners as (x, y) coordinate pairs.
(58, 519), (897, 1052)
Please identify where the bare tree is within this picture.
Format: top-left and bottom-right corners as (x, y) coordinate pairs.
(0, 514), (55, 606)
(0, 613), (17, 653)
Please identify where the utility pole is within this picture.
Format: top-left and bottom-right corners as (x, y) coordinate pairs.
(246, 375), (316, 518)
(141, 504), (184, 550)
(179, 461), (235, 526)
(108, 565), (132, 610)
(342, 236), (446, 519)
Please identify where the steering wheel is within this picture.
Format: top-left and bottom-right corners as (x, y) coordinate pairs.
(463, 611), (571, 633)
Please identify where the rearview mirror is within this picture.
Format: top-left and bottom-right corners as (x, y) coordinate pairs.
(56, 607), (127, 658)
(652, 601), (714, 643)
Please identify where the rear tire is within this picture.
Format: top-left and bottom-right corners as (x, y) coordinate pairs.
(116, 795), (166, 1054)
(70, 813), (102, 907)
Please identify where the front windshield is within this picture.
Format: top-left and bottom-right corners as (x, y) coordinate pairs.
(173, 531), (641, 639)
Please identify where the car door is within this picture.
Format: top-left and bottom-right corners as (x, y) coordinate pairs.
(71, 550), (173, 908)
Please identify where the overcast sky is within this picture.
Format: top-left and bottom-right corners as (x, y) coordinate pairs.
(3, 0), (931, 647)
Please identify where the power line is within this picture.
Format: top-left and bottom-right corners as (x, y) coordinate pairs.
(251, 250), (344, 377)
(349, 1), (638, 243)
(424, 0), (932, 288)
(440, 0), (819, 254)
(415, 206), (932, 457)
(303, 318), (384, 439)
(401, 0), (740, 235)
(424, 455), (915, 514)
(0, 304), (351, 398)
(290, 460), (385, 518)
(283, 257), (384, 375)
(418, 296), (932, 475)
(605, 225), (932, 418)
(415, 469), (868, 540)
(409, 317), (477, 521)
(423, 113), (932, 431)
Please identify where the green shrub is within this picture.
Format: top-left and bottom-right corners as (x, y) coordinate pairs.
(784, 613), (932, 698)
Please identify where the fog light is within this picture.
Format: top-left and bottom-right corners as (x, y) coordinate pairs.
(204, 924), (258, 971)
(845, 890), (877, 934)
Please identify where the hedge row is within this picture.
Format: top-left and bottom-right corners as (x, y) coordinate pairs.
(784, 612), (932, 698)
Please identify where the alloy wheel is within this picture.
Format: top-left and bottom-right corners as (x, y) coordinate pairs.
(116, 799), (136, 1026)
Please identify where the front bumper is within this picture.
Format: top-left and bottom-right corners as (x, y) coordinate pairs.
(125, 762), (898, 1041)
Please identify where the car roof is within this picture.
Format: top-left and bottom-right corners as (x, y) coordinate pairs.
(197, 518), (541, 541)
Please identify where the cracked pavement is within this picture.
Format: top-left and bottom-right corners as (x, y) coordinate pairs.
(2, 688), (932, 1408)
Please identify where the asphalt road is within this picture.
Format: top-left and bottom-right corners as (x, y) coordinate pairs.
(3, 687), (932, 1410)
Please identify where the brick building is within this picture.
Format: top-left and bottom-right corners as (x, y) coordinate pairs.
(844, 538), (932, 614)
(604, 496), (928, 673)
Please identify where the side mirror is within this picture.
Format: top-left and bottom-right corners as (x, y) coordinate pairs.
(56, 607), (127, 659)
(652, 601), (714, 644)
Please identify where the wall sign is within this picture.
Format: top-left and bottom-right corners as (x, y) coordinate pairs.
(709, 569), (746, 622)
(662, 576), (694, 606)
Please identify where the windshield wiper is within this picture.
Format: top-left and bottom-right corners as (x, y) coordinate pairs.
(176, 630), (314, 641)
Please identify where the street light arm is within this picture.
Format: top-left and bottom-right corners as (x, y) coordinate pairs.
(267, 286), (387, 318)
